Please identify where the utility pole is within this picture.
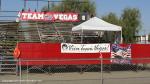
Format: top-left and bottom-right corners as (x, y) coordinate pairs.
(36, 0), (39, 11)
(24, 0), (27, 10)
(0, 0), (1, 11)
(48, 0), (50, 11)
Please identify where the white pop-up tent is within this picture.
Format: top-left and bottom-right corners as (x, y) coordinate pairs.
(72, 17), (122, 43)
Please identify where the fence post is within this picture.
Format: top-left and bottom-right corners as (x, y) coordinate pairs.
(0, 60), (1, 72)
(99, 51), (103, 84)
(19, 58), (22, 84)
(27, 60), (29, 84)
(16, 59), (19, 76)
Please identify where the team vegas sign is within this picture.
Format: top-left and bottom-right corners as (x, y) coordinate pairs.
(17, 12), (79, 22)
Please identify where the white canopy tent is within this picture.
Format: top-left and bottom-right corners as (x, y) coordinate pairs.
(72, 17), (122, 43)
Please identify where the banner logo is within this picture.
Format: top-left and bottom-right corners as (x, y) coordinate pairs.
(61, 43), (110, 53)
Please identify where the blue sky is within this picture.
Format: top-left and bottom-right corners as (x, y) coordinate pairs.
(1, 0), (150, 35)
(95, 0), (150, 35)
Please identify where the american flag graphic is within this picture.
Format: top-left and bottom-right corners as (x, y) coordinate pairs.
(111, 44), (131, 64)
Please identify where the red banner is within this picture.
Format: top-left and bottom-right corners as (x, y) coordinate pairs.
(17, 12), (79, 22)
(14, 43), (110, 65)
(13, 43), (150, 65)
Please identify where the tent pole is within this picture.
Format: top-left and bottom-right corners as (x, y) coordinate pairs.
(121, 30), (123, 43)
(81, 28), (83, 43)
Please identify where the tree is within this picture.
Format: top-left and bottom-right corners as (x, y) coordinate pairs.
(102, 8), (141, 43)
(102, 12), (121, 26)
(121, 8), (141, 43)
(102, 13), (122, 43)
(41, 0), (96, 16)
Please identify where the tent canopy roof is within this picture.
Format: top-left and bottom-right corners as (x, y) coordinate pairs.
(72, 17), (122, 32)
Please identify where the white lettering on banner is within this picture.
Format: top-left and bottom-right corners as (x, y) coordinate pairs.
(21, 12), (44, 20)
(61, 43), (110, 53)
(53, 14), (58, 20)
(64, 15), (68, 20)
(58, 14), (63, 20)
(32, 13), (36, 19)
(68, 15), (72, 20)
(38, 14), (44, 19)
(22, 13), (27, 19)
(28, 13), (32, 19)
(18, 12), (79, 22)
(73, 15), (78, 20)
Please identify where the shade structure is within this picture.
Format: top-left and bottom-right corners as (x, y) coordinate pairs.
(72, 17), (122, 43)
(72, 17), (122, 32)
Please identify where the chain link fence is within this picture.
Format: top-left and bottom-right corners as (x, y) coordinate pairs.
(0, 58), (150, 84)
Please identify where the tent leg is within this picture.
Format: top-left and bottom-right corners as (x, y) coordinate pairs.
(81, 28), (83, 43)
(121, 30), (123, 43)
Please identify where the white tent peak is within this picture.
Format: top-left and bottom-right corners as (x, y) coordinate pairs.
(72, 17), (122, 32)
